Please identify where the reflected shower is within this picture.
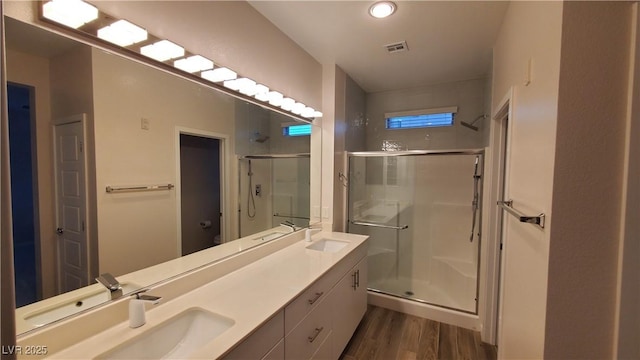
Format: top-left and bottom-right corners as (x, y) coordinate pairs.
(461, 114), (488, 131)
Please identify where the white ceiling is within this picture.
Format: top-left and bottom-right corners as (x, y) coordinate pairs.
(249, 1), (509, 93)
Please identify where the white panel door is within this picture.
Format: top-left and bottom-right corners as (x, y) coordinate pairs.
(54, 120), (88, 293)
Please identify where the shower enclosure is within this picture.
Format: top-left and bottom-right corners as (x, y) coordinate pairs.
(239, 155), (310, 237)
(347, 150), (483, 314)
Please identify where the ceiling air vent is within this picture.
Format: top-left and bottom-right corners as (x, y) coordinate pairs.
(385, 40), (409, 54)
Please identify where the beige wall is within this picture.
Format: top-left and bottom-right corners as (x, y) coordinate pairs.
(91, 48), (237, 276)
(546, 2), (632, 358)
(617, 4), (640, 359)
(493, 2), (634, 358)
(5, 48), (57, 298)
(492, 1), (562, 358)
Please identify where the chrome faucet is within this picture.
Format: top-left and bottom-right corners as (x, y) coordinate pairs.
(280, 220), (297, 232)
(129, 290), (162, 328)
(96, 273), (123, 300)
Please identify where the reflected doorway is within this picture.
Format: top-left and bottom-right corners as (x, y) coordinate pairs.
(8, 82), (41, 307)
(179, 134), (222, 256)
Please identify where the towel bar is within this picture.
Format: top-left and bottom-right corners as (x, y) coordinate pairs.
(497, 200), (545, 229)
(106, 184), (174, 193)
(350, 220), (408, 230)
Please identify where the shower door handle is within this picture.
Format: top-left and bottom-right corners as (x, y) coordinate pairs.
(350, 220), (408, 230)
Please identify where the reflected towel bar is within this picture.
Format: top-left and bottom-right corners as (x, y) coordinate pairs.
(350, 220), (408, 230)
(273, 214), (310, 220)
(106, 184), (174, 193)
(497, 200), (545, 229)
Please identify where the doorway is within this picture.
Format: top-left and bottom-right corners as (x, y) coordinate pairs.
(53, 115), (89, 294)
(8, 82), (40, 307)
(179, 134), (222, 256)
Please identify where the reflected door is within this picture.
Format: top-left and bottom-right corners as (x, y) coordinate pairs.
(54, 118), (89, 293)
(348, 153), (482, 313)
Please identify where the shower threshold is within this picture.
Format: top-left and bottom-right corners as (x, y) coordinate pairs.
(368, 277), (476, 314)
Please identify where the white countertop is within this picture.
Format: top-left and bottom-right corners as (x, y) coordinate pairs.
(48, 231), (368, 359)
(15, 226), (295, 335)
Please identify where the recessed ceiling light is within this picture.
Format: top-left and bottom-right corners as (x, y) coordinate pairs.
(369, 1), (396, 19)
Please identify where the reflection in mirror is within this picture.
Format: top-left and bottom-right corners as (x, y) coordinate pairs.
(5, 16), (312, 334)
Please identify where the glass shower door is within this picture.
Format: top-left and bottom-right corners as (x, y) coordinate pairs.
(348, 152), (482, 313)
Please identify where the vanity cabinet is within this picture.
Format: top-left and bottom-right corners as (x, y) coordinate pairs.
(222, 245), (368, 360)
(329, 257), (368, 359)
(223, 311), (285, 360)
(284, 254), (367, 360)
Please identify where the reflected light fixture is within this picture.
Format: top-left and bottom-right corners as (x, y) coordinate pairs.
(174, 55), (213, 73)
(369, 1), (397, 18)
(42, 0), (98, 29)
(312, 111), (323, 118)
(97, 19), (147, 47)
(141, 40), (185, 62)
(201, 67), (237, 82)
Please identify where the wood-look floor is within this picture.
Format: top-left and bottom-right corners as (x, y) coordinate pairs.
(340, 305), (497, 360)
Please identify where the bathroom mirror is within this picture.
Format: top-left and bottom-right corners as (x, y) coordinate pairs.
(5, 16), (314, 334)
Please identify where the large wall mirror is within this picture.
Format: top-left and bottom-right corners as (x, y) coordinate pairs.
(5, 15), (316, 335)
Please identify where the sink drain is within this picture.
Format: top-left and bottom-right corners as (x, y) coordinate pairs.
(404, 291), (414, 296)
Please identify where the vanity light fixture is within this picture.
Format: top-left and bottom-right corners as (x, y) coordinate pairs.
(291, 102), (306, 115)
(97, 19), (147, 47)
(369, 1), (397, 19)
(236, 78), (258, 96)
(301, 107), (316, 118)
(253, 84), (270, 101)
(222, 79), (241, 91)
(281, 98), (295, 111)
(174, 55), (214, 73)
(40, 1), (322, 121)
(201, 67), (238, 83)
(141, 40), (185, 62)
(42, 0), (99, 29)
(267, 91), (284, 106)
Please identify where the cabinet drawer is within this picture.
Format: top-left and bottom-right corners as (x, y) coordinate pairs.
(311, 331), (332, 360)
(285, 297), (331, 360)
(263, 339), (284, 360)
(223, 311), (284, 360)
(284, 270), (335, 334)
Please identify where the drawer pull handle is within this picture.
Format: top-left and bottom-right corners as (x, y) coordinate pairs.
(308, 326), (324, 343)
(307, 292), (324, 305)
(355, 269), (360, 288)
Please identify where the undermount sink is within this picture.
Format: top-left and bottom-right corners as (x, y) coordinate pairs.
(306, 239), (349, 253)
(24, 282), (141, 327)
(98, 308), (234, 359)
(252, 231), (287, 241)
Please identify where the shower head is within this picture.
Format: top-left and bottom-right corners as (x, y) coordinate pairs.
(461, 121), (479, 131)
(460, 114), (488, 132)
(251, 132), (270, 143)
